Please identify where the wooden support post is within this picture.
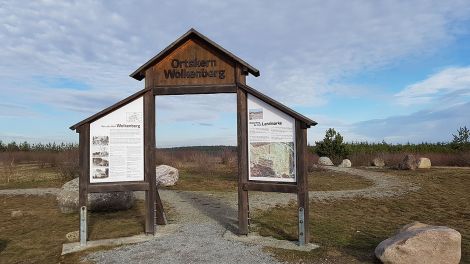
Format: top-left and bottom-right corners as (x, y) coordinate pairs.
(296, 120), (310, 244)
(78, 124), (89, 243)
(154, 189), (167, 225)
(144, 90), (156, 234)
(237, 87), (249, 235)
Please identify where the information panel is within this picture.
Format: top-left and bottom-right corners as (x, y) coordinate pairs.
(247, 94), (296, 182)
(89, 97), (144, 183)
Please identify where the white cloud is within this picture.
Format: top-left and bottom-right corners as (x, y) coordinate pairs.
(2, 0), (470, 110)
(346, 102), (470, 143)
(395, 66), (470, 105)
(2, 1), (470, 144)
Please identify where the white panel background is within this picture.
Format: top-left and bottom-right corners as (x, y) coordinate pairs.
(247, 94), (296, 182)
(89, 97), (144, 183)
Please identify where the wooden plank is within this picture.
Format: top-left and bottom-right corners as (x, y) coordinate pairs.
(130, 28), (259, 81)
(144, 90), (157, 234)
(78, 123), (89, 208)
(242, 182), (297, 193)
(237, 87), (249, 235)
(154, 189), (167, 225)
(237, 83), (316, 128)
(70, 88), (149, 130)
(147, 38), (236, 86)
(87, 182), (149, 193)
(296, 120), (310, 244)
(153, 84), (236, 95)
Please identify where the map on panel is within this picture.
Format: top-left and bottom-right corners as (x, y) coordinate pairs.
(247, 94), (296, 182)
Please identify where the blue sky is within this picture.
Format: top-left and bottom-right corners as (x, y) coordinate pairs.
(1, 0), (470, 147)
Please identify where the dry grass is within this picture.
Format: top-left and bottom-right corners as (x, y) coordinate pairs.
(309, 167), (373, 191)
(349, 151), (470, 167)
(253, 168), (470, 263)
(0, 195), (174, 264)
(163, 166), (373, 192)
(0, 163), (66, 189)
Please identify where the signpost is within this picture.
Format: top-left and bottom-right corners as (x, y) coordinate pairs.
(70, 28), (317, 246)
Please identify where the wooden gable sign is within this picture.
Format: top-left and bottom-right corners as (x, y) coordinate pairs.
(130, 28), (260, 88)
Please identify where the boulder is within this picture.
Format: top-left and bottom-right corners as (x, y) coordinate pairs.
(375, 222), (461, 264)
(372, 157), (385, 167)
(417, 157), (431, 169)
(57, 178), (135, 214)
(318, 157), (334, 166)
(338, 159), (351, 168)
(155, 165), (179, 186)
(398, 154), (417, 170)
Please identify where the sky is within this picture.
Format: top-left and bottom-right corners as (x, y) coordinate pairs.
(1, 0), (470, 147)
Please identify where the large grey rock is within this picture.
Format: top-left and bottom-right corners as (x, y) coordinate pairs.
(338, 159), (351, 168)
(375, 222), (461, 264)
(372, 157), (385, 167)
(398, 154), (417, 170)
(417, 157), (431, 169)
(318, 157), (334, 166)
(57, 178), (135, 214)
(155, 165), (179, 186)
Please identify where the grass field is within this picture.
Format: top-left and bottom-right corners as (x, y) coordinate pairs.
(163, 166), (373, 192)
(253, 168), (470, 263)
(1, 160), (467, 263)
(0, 195), (174, 264)
(0, 163), (66, 189)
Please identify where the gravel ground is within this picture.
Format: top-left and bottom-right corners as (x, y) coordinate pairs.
(86, 190), (282, 264)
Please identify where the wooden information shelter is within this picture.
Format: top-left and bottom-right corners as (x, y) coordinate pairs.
(70, 28), (317, 246)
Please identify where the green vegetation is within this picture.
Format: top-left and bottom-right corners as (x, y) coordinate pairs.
(0, 141), (77, 152)
(313, 128), (350, 163)
(253, 168), (470, 263)
(452, 126), (470, 150)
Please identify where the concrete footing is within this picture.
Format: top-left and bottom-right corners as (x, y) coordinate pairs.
(223, 231), (319, 252)
(61, 224), (180, 255)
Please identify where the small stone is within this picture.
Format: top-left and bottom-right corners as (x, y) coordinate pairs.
(417, 157), (431, 169)
(372, 157), (385, 167)
(155, 165), (179, 186)
(338, 159), (351, 168)
(318, 157), (334, 166)
(11, 210), (23, 218)
(66, 230), (79, 242)
(375, 222), (461, 264)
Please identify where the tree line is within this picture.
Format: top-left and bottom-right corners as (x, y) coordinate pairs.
(311, 126), (470, 163)
(0, 141), (78, 152)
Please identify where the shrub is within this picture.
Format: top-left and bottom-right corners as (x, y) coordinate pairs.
(451, 126), (470, 151)
(314, 128), (350, 164)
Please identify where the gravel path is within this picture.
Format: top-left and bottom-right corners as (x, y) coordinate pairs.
(156, 166), (419, 211)
(86, 190), (282, 264)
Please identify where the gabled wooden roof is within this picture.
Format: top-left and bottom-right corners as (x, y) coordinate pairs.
(237, 83), (317, 128)
(130, 28), (260, 81)
(69, 88), (148, 130)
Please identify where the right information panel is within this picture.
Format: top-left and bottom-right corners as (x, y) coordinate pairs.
(247, 94), (296, 183)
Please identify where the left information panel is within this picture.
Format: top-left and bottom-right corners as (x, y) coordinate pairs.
(89, 97), (144, 183)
